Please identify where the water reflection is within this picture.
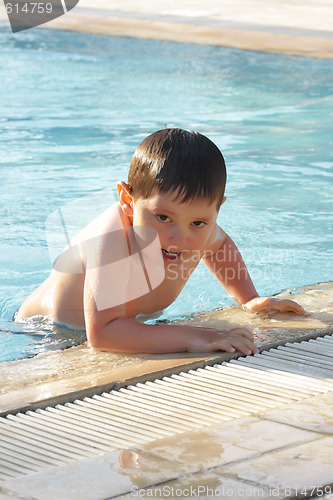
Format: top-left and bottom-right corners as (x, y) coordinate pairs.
(116, 439), (224, 490)
(115, 432), (225, 496)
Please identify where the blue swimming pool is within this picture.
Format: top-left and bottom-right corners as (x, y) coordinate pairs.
(0, 26), (332, 362)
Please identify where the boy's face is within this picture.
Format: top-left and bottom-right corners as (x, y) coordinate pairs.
(129, 190), (222, 264)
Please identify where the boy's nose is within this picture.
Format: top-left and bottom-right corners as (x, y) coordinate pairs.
(169, 227), (187, 248)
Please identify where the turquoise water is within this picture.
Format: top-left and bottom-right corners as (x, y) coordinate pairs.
(0, 26), (332, 362)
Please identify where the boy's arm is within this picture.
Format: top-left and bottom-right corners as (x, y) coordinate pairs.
(85, 315), (257, 355)
(202, 230), (259, 304)
(202, 229), (308, 315)
(83, 257), (257, 355)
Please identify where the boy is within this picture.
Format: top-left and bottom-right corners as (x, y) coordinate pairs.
(15, 128), (307, 355)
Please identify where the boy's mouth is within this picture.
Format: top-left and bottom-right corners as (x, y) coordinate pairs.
(162, 248), (182, 261)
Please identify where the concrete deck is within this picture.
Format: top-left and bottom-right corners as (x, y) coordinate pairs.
(2, 395), (333, 499)
(1, 285), (333, 498)
(0, 0), (333, 58)
(1, 337), (333, 499)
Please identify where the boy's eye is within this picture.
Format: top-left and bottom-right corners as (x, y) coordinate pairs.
(157, 214), (170, 222)
(192, 221), (206, 227)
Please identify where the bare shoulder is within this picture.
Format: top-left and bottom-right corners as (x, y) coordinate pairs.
(73, 202), (124, 244)
(72, 203), (129, 263)
(202, 224), (227, 257)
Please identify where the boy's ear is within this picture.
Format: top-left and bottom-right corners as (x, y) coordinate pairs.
(117, 181), (134, 217)
(220, 196), (227, 206)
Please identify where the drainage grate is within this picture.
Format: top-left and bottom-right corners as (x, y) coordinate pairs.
(1, 334), (333, 480)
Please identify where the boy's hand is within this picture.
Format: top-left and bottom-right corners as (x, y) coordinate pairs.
(243, 296), (310, 316)
(188, 327), (259, 356)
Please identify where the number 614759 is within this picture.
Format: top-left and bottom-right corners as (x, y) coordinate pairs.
(5, 3), (53, 14)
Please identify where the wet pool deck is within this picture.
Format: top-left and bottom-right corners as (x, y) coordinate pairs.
(1, 285), (333, 498)
(1, 331), (333, 499)
(0, 2), (333, 497)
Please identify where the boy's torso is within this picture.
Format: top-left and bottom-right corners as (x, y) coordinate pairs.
(16, 203), (200, 329)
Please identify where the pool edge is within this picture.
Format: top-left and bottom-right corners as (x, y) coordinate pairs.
(1, 327), (332, 418)
(0, 9), (333, 59)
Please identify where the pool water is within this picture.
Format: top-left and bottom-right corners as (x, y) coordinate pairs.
(0, 26), (332, 362)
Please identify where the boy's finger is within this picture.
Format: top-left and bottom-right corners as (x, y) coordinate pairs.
(243, 296), (270, 313)
(286, 304), (307, 315)
(213, 337), (258, 356)
(288, 301), (309, 316)
(228, 337), (259, 356)
(271, 298), (309, 316)
(228, 327), (254, 342)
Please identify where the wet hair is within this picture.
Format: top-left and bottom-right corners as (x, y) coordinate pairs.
(128, 128), (226, 208)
